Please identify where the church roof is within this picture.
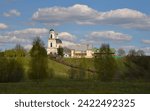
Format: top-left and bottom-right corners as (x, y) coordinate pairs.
(56, 39), (62, 43)
(50, 29), (54, 31)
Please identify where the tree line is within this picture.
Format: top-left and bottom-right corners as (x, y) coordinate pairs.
(68, 44), (150, 82)
(0, 37), (150, 83)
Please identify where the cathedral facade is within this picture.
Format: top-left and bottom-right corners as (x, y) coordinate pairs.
(47, 29), (62, 55)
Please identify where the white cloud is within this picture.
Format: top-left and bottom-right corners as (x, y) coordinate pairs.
(32, 4), (150, 30)
(3, 9), (21, 17)
(62, 41), (76, 47)
(63, 40), (87, 50)
(0, 23), (8, 29)
(141, 47), (150, 55)
(59, 32), (76, 42)
(0, 28), (48, 45)
(142, 39), (150, 44)
(89, 31), (132, 41)
(120, 45), (137, 50)
(32, 4), (98, 26)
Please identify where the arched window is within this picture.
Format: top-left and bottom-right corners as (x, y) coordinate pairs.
(51, 34), (52, 38)
(50, 43), (52, 47)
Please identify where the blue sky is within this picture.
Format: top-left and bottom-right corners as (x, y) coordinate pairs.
(0, 0), (150, 54)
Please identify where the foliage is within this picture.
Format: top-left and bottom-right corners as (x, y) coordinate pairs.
(136, 50), (145, 56)
(0, 57), (24, 82)
(124, 56), (150, 81)
(57, 46), (64, 57)
(4, 44), (26, 57)
(94, 44), (117, 81)
(28, 37), (50, 82)
(0, 50), (4, 57)
(117, 48), (126, 56)
(68, 58), (87, 80)
(14, 44), (26, 57)
(127, 49), (145, 56)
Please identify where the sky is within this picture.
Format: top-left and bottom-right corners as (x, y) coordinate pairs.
(0, 0), (150, 55)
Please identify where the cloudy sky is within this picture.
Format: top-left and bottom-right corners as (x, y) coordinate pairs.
(0, 0), (150, 54)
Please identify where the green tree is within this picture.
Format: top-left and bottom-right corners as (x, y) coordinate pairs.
(28, 37), (49, 83)
(0, 57), (24, 82)
(14, 44), (26, 57)
(57, 46), (64, 57)
(0, 51), (4, 57)
(94, 44), (117, 81)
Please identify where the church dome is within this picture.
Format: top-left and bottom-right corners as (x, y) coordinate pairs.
(50, 29), (54, 31)
(56, 39), (62, 43)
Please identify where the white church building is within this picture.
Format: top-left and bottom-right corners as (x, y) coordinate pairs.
(47, 29), (62, 55)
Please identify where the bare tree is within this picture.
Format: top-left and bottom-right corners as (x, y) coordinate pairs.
(117, 48), (126, 56)
(137, 50), (145, 56)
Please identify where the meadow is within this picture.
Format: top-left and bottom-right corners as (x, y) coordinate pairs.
(0, 80), (150, 94)
(0, 57), (150, 94)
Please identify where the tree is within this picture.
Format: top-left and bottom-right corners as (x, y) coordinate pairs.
(28, 37), (49, 83)
(0, 50), (4, 57)
(94, 44), (117, 81)
(57, 46), (64, 57)
(0, 57), (24, 82)
(123, 49), (149, 81)
(137, 50), (145, 56)
(117, 48), (126, 56)
(128, 49), (137, 56)
(14, 44), (26, 57)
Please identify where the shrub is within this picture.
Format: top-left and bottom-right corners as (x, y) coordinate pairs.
(28, 37), (49, 83)
(94, 44), (117, 81)
(0, 58), (24, 82)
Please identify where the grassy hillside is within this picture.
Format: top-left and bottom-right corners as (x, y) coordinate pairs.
(0, 57), (150, 94)
(18, 57), (71, 79)
(63, 58), (95, 70)
(48, 59), (70, 78)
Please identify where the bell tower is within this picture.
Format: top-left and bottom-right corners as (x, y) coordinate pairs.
(47, 29), (63, 55)
(47, 29), (57, 54)
(49, 29), (55, 39)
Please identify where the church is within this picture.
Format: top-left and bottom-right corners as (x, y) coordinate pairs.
(47, 29), (62, 55)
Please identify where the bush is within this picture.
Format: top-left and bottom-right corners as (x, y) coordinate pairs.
(0, 58), (24, 82)
(28, 37), (49, 83)
(123, 56), (150, 81)
(94, 44), (117, 81)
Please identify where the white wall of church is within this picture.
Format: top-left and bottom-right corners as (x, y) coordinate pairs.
(47, 29), (62, 55)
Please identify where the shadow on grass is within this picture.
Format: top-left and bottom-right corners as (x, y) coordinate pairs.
(0, 79), (150, 94)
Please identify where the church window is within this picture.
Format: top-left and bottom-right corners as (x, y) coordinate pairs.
(51, 34), (52, 38)
(50, 43), (52, 47)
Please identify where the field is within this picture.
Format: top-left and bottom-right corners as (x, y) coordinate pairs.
(0, 80), (150, 94)
(0, 57), (150, 94)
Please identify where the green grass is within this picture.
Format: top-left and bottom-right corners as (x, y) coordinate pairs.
(48, 59), (70, 78)
(63, 58), (95, 70)
(17, 57), (71, 79)
(0, 57), (150, 94)
(0, 80), (150, 94)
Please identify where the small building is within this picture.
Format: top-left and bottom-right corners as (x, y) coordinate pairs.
(71, 49), (94, 58)
(70, 48), (115, 58)
(47, 29), (62, 55)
